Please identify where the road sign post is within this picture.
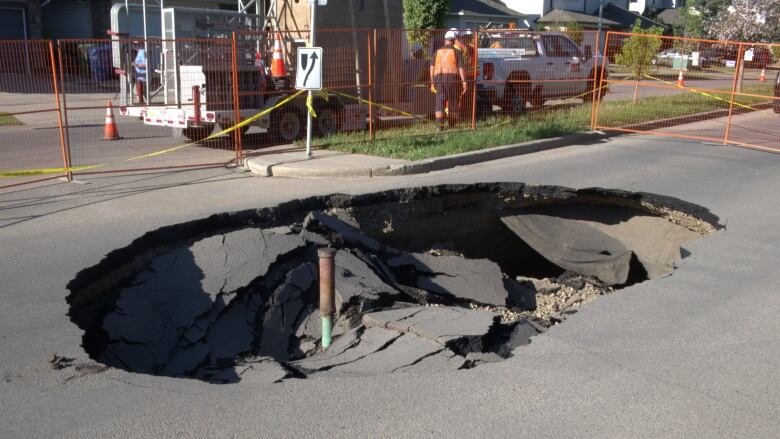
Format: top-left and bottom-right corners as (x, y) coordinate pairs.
(301, 0), (323, 158)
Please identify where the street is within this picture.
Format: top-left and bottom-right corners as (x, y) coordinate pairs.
(1, 134), (778, 437)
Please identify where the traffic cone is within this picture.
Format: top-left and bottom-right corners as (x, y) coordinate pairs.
(676, 69), (685, 87)
(102, 101), (120, 140)
(759, 68), (767, 82)
(271, 32), (286, 78)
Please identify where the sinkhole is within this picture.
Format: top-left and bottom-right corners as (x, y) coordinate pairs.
(66, 183), (719, 384)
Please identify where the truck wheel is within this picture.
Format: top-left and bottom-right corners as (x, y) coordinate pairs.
(315, 106), (340, 136)
(506, 83), (528, 115)
(182, 124), (215, 142)
(270, 110), (303, 143)
(583, 72), (606, 103)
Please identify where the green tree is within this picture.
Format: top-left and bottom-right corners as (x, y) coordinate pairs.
(615, 20), (665, 103)
(402, 0), (449, 52)
(680, 0), (730, 39)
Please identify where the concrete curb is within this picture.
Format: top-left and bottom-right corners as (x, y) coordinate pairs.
(246, 131), (609, 178)
(373, 132), (609, 176)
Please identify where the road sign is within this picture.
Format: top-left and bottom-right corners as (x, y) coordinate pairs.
(295, 47), (323, 90)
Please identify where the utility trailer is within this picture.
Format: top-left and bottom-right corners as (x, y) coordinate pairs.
(111, 4), (343, 143)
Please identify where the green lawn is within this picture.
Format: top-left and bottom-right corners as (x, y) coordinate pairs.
(0, 113), (23, 126)
(306, 83), (773, 161)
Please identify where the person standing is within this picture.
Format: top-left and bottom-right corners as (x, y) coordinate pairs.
(132, 48), (147, 105)
(453, 29), (476, 122)
(429, 30), (467, 129)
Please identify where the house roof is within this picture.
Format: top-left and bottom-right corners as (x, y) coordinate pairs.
(536, 9), (621, 27)
(450, 0), (524, 17)
(657, 8), (685, 26)
(601, 4), (671, 30)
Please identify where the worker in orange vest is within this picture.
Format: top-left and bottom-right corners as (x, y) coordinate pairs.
(454, 29), (477, 121)
(430, 30), (467, 129)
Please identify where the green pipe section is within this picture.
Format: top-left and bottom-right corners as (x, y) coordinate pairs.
(321, 316), (333, 349)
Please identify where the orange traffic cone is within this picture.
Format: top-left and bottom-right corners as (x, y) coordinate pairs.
(759, 68), (767, 82)
(103, 101), (120, 140)
(676, 69), (685, 87)
(270, 32), (286, 78)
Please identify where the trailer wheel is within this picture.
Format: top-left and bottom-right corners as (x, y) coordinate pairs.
(270, 110), (303, 143)
(182, 124), (215, 142)
(315, 106), (340, 136)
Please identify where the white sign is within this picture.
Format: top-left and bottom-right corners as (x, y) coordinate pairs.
(308, 0), (328, 4)
(295, 47), (323, 90)
(744, 49), (754, 62)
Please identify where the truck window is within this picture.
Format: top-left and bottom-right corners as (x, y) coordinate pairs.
(542, 35), (579, 58)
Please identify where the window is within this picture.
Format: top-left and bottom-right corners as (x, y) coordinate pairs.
(542, 35), (579, 58)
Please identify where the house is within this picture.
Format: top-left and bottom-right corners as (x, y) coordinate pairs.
(1, 0), (253, 40)
(628, 0), (685, 15)
(503, 0), (631, 17)
(448, 0), (531, 30)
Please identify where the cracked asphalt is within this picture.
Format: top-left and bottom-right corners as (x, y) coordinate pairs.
(1, 134), (778, 438)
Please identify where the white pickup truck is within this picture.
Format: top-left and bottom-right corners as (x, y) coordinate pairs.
(476, 32), (609, 114)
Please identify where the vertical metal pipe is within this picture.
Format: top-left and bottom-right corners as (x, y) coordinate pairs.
(318, 247), (336, 349)
(56, 41), (73, 181)
(49, 41), (71, 181)
(230, 32), (244, 164)
(724, 43), (745, 145)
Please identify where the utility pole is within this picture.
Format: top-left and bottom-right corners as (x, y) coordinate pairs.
(597, 0), (604, 36)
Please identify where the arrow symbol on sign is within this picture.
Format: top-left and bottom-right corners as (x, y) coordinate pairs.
(303, 51), (318, 86)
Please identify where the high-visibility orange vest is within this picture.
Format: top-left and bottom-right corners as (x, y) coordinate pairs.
(433, 47), (459, 76)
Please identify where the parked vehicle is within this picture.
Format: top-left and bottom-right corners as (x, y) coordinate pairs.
(476, 31), (609, 114)
(652, 49), (715, 69)
(721, 46), (773, 69)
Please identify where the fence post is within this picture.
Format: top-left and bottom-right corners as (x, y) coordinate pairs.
(230, 32), (244, 164)
(55, 40), (73, 181)
(48, 41), (71, 181)
(723, 43), (745, 145)
(368, 30), (375, 141)
(470, 29), (479, 131)
(592, 31), (611, 131)
(590, 30), (601, 130)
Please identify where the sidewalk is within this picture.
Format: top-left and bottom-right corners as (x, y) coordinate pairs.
(245, 132), (608, 178)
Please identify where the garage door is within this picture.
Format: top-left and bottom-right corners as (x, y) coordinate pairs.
(42, 0), (94, 39)
(0, 8), (26, 40)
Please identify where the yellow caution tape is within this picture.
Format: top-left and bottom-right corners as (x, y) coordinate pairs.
(642, 73), (757, 111)
(1, 90), (305, 178)
(328, 89), (446, 128)
(0, 165), (102, 179)
(305, 93), (317, 119)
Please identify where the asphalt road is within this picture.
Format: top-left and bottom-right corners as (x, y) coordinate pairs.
(1, 133), (778, 438)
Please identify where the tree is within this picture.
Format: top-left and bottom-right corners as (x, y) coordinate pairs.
(402, 0), (449, 52)
(710, 0), (780, 42)
(615, 20), (665, 103)
(679, 0), (730, 39)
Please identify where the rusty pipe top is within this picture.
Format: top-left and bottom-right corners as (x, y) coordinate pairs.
(318, 247), (337, 317)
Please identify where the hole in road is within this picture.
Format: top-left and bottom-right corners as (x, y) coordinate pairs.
(66, 183), (718, 384)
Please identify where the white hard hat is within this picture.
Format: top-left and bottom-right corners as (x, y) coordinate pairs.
(445, 30), (458, 40)
(463, 30), (473, 36)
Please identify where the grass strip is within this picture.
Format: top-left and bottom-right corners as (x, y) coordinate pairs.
(0, 113), (23, 126)
(305, 83), (773, 161)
